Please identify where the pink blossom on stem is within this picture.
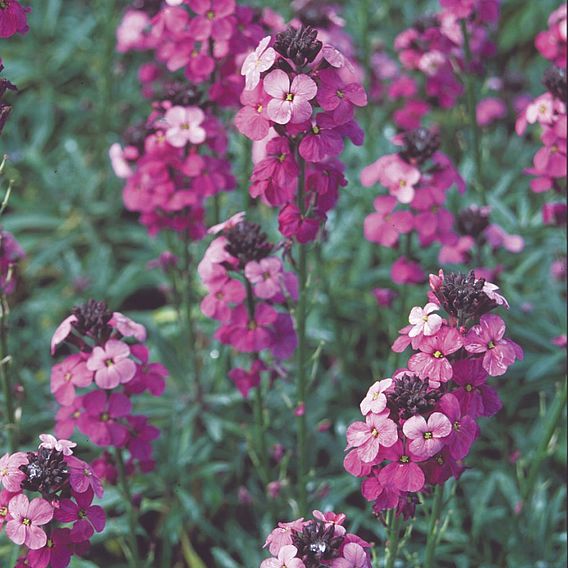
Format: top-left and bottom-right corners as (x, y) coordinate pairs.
(402, 412), (451, 459)
(245, 257), (283, 299)
(0, 452), (27, 492)
(363, 196), (414, 247)
(86, 339), (137, 389)
(163, 106), (206, 147)
(241, 36), (276, 91)
(360, 379), (392, 416)
(408, 302), (443, 338)
(6, 494), (53, 550)
(38, 434), (76, 456)
(346, 413), (398, 463)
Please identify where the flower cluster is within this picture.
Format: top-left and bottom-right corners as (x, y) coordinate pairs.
(0, 434), (105, 568)
(50, 300), (166, 480)
(261, 510), (371, 568)
(0, 228), (24, 295)
(344, 269), (523, 518)
(237, 25), (366, 242)
(198, 213), (297, 396)
(515, 10), (567, 196)
(111, 0), (278, 236)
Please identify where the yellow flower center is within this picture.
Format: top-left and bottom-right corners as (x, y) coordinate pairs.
(256, 104), (263, 113)
(105, 359), (114, 368)
(64, 372), (73, 382)
(423, 431), (433, 440)
(400, 455), (410, 464)
(372, 391), (379, 400)
(433, 350), (444, 359)
(371, 428), (379, 438)
(436, 455), (445, 465)
(207, 10), (215, 20)
(487, 340), (495, 349)
(285, 93), (294, 102)
(312, 125), (320, 135)
(465, 384), (473, 392)
(453, 420), (460, 431)
(23, 518), (31, 526)
(399, 179), (407, 187)
(336, 89), (344, 98)
(248, 320), (257, 330)
(0, 506), (7, 517)
(101, 412), (110, 422)
(278, 153), (287, 163)
(422, 315), (429, 322)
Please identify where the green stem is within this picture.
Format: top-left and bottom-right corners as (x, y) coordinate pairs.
(460, 19), (484, 201)
(424, 484), (444, 568)
(385, 510), (402, 568)
(296, 156), (308, 515)
(521, 380), (567, 505)
(114, 448), (142, 568)
(0, 293), (15, 452)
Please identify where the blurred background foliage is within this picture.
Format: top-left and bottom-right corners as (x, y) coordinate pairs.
(0, 0), (566, 566)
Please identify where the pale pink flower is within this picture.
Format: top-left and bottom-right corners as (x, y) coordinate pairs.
(50, 354), (93, 406)
(525, 94), (554, 125)
(261, 544), (305, 568)
(38, 434), (76, 456)
(263, 70), (317, 125)
(0, 452), (27, 492)
(241, 36), (277, 91)
(164, 106), (206, 147)
(86, 339), (137, 389)
(408, 302), (442, 338)
(346, 413), (398, 463)
(208, 211), (246, 235)
(110, 312), (147, 342)
(360, 154), (420, 203)
(402, 412), (452, 459)
(359, 379), (392, 416)
(332, 542), (369, 568)
(264, 519), (305, 555)
(6, 494), (53, 550)
(245, 257), (283, 299)
(50, 315), (78, 355)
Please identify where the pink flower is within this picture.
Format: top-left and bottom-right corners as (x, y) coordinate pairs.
(331, 542), (369, 568)
(0, 452), (27, 492)
(0, 0), (31, 38)
(437, 393), (479, 460)
(218, 303), (276, 353)
(363, 196), (413, 247)
(263, 70), (317, 125)
(264, 519), (305, 556)
(245, 257), (283, 299)
(51, 315), (78, 355)
(476, 97), (507, 126)
(38, 434), (76, 456)
(278, 203), (321, 243)
(77, 391), (132, 447)
(87, 339), (137, 389)
(360, 379), (392, 415)
(187, 0), (236, 42)
(261, 544), (305, 568)
(378, 440), (425, 492)
(299, 113), (344, 163)
(361, 154), (420, 203)
(66, 456), (104, 498)
(402, 412), (452, 459)
(391, 257), (425, 285)
(241, 36), (276, 91)
(373, 288), (397, 307)
(164, 106), (206, 147)
(6, 494), (53, 550)
(408, 303), (442, 338)
(54, 488), (105, 543)
(408, 326), (463, 385)
(110, 312), (147, 342)
(316, 68), (367, 125)
(464, 314), (523, 376)
(228, 360), (265, 398)
(235, 83), (271, 141)
(346, 413), (398, 463)
(50, 354), (93, 406)
(26, 527), (72, 568)
(201, 279), (246, 321)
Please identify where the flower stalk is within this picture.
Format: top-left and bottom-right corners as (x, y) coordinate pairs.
(385, 509), (402, 568)
(424, 484), (444, 568)
(0, 291), (15, 452)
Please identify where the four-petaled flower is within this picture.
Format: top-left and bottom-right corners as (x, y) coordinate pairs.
(264, 69), (317, 125)
(241, 36), (276, 91)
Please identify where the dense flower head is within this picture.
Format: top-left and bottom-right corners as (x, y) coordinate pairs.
(2, 435), (105, 564)
(543, 66), (567, 102)
(0, 0), (31, 39)
(199, 215), (298, 396)
(50, 301), (166, 477)
(344, 267), (522, 518)
(261, 512), (371, 567)
(237, 25), (366, 242)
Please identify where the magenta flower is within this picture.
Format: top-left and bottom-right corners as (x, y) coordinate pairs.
(0, 452), (27, 492)
(363, 195), (414, 247)
(0, 0), (31, 38)
(38, 434), (76, 456)
(378, 440), (425, 493)
(26, 527), (73, 568)
(50, 354), (93, 406)
(360, 154), (420, 203)
(464, 314), (523, 376)
(245, 257), (283, 299)
(360, 379), (392, 416)
(164, 106), (206, 147)
(54, 488), (105, 543)
(451, 358), (502, 418)
(218, 303), (277, 353)
(263, 69), (317, 125)
(402, 412), (452, 460)
(66, 456), (104, 498)
(437, 393), (479, 460)
(408, 326), (463, 385)
(346, 413), (398, 463)
(241, 36), (276, 91)
(235, 83), (271, 141)
(331, 542), (369, 568)
(408, 302), (442, 338)
(201, 279), (246, 321)
(87, 339), (136, 389)
(187, 0), (236, 42)
(316, 68), (367, 125)
(6, 494), (54, 550)
(77, 390), (132, 447)
(391, 257), (425, 285)
(278, 203), (321, 244)
(261, 544), (305, 568)
(298, 113), (344, 163)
